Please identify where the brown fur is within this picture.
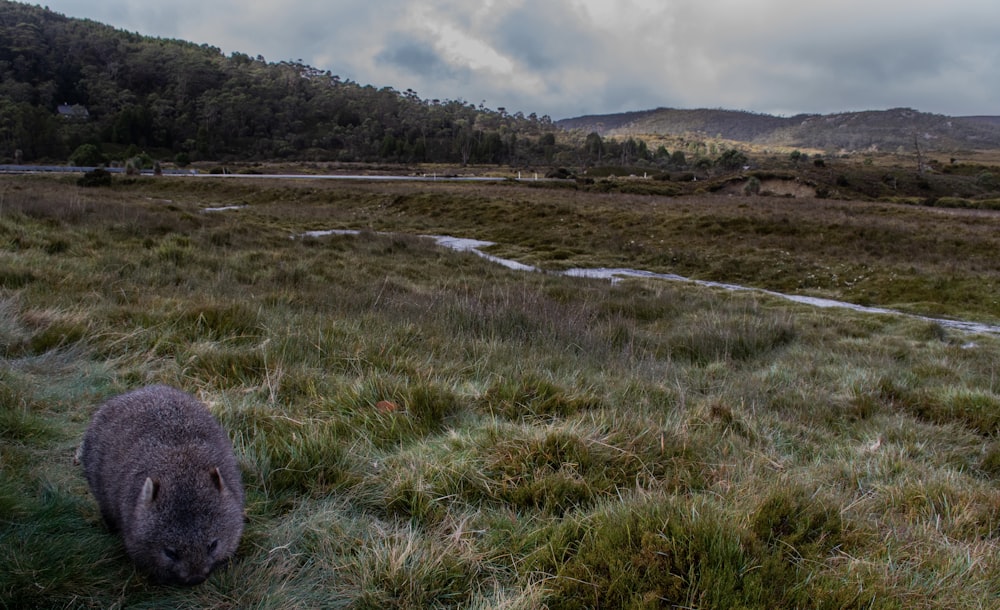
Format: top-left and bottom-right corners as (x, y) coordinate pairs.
(79, 385), (244, 585)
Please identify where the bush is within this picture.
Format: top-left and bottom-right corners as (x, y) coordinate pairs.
(545, 168), (573, 179)
(716, 149), (748, 170)
(76, 167), (112, 187)
(976, 171), (998, 190)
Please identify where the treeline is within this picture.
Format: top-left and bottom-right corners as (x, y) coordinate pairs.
(0, 1), (572, 165)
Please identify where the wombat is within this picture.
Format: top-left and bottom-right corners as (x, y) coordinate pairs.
(78, 384), (245, 585)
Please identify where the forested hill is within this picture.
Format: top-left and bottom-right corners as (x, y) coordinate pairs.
(0, 1), (562, 165)
(558, 107), (1000, 152)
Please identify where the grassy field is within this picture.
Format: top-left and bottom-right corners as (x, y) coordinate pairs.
(3, 174), (1000, 608)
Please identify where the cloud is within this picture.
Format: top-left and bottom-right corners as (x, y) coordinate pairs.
(38, 0), (1000, 118)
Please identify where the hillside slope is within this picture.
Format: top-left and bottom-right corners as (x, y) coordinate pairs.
(0, 1), (560, 164)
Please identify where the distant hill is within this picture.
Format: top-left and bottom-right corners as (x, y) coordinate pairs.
(961, 116), (1000, 128)
(558, 108), (1000, 152)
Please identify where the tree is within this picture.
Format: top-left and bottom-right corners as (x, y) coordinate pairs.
(715, 149), (748, 171)
(379, 133), (397, 159)
(454, 120), (477, 166)
(69, 143), (105, 166)
(585, 132), (604, 161)
(694, 157), (713, 177)
(913, 131), (925, 177)
(637, 139), (650, 161)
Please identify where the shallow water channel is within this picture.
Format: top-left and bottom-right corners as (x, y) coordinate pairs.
(298, 229), (1000, 337)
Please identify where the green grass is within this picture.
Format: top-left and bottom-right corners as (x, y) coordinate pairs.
(3, 175), (1000, 607)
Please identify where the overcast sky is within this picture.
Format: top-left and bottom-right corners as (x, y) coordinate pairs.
(37, 0), (1000, 119)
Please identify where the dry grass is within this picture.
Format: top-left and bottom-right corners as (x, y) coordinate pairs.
(96, 173), (1000, 323)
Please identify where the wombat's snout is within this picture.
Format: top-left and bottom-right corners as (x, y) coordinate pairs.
(169, 569), (211, 587)
(153, 570), (209, 587)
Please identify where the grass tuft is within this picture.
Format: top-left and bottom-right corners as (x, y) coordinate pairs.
(749, 483), (844, 556)
(349, 522), (479, 608)
(875, 376), (1000, 435)
(666, 303), (797, 364)
(221, 403), (355, 500)
(479, 374), (601, 421)
(529, 496), (754, 609)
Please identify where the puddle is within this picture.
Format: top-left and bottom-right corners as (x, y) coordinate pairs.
(299, 229), (1000, 337)
(428, 236), (539, 272)
(202, 205), (249, 213)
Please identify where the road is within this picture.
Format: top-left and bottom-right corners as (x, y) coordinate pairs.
(0, 164), (527, 182)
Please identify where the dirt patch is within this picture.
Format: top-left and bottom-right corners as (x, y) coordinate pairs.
(759, 178), (816, 197)
(722, 177), (817, 198)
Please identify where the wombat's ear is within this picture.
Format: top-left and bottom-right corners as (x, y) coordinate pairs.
(210, 467), (227, 494)
(141, 477), (161, 505)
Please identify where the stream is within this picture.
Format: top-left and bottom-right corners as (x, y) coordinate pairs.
(298, 229), (1000, 337)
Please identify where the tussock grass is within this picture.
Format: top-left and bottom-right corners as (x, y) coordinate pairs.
(3, 176), (1000, 607)
(478, 374), (602, 421)
(665, 303), (797, 364)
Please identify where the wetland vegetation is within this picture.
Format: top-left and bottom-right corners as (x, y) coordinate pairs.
(3, 174), (1000, 608)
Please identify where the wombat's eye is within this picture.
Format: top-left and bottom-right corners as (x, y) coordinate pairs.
(208, 539), (219, 554)
(164, 548), (180, 561)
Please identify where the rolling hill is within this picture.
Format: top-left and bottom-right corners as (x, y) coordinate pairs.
(557, 107), (1000, 152)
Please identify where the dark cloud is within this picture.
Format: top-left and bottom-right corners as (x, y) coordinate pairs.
(375, 34), (460, 81)
(489, 2), (597, 71)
